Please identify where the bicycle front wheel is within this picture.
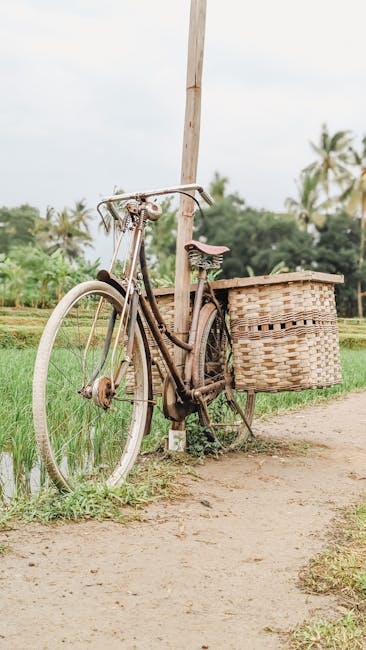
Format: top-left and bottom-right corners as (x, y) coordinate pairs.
(33, 280), (149, 491)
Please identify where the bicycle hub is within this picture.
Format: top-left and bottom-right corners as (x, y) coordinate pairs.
(91, 376), (114, 409)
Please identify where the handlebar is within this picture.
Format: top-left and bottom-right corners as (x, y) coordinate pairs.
(97, 184), (215, 231)
(97, 183), (215, 210)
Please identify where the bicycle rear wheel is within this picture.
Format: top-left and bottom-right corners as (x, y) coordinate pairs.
(33, 280), (149, 491)
(194, 302), (256, 448)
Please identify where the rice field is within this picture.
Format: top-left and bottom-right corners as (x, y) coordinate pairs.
(1, 307), (366, 501)
(0, 346), (171, 500)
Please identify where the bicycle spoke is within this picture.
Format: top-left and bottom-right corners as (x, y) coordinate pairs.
(55, 413), (101, 457)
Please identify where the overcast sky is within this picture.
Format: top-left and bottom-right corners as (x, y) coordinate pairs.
(1, 0), (365, 258)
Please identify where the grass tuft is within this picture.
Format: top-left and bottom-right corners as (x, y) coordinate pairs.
(288, 503), (366, 648)
(290, 613), (366, 650)
(300, 507), (366, 606)
(237, 435), (312, 456)
(0, 542), (10, 556)
(0, 457), (194, 526)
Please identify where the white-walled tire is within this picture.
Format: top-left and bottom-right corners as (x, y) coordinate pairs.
(33, 281), (149, 491)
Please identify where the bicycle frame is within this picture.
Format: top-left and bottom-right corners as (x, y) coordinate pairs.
(93, 183), (226, 420)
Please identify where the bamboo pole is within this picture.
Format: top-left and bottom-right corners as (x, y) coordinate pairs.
(358, 169), (366, 319)
(169, 0), (207, 450)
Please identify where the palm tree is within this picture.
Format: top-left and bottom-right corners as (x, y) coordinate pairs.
(34, 203), (92, 261)
(340, 137), (366, 317)
(340, 137), (366, 211)
(33, 206), (55, 251)
(304, 124), (356, 200)
(285, 171), (328, 232)
(70, 199), (92, 233)
(52, 208), (92, 260)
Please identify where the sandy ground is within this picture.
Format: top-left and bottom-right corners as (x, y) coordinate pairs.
(1, 391), (366, 650)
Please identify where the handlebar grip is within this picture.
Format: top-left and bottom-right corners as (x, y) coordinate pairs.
(199, 189), (215, 206)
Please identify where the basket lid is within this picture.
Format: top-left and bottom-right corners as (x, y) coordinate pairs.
(151, 270), (343, 297)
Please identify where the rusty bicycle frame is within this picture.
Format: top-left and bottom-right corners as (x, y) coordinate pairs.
(93, 183), (254, 437)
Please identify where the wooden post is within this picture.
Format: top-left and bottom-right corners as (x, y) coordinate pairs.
(169, 0), (207, 450)
(357, 169), (366, 320)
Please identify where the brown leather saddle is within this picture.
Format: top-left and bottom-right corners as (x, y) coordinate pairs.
(184, 239), (230, 256)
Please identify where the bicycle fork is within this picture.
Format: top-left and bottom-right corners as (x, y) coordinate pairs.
(79, 213), (145, 409)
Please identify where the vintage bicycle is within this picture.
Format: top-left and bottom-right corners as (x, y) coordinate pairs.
(32, 184), (255, 491)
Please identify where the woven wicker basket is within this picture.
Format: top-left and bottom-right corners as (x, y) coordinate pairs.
(134, 271), (343, 396)
(227, 271), (343, 393)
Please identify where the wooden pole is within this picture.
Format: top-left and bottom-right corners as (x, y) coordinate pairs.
(169, 0), (207, 450)
(358, 170), (366, 319)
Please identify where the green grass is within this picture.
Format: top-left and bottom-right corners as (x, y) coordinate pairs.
(0, 308), (49, 348)
(289, 613), (366, 649)
(300, 504), (366, 601)
(1, 347), (366, 496)
(0, 440), (315, 527)
(288, 503), (366, 649)
(1, 309), (366, 500)
(0, 348), (36, 493)
(0, 456), (194, 526)
(338, 318), (366, 349)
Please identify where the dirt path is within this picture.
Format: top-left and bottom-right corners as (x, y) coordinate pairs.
(1, 392), (366, 650)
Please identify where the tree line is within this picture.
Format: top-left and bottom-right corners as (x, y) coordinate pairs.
(1, 124), (365, 316)
(0, 201), (97, 307)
